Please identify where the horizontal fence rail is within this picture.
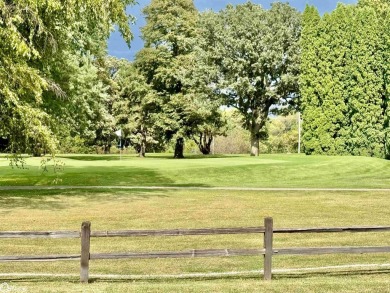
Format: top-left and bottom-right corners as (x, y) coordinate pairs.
(274, 246), (390, 255)
(0, 254), (80, 262)
(90, 249), (266, 260)
(0, 231), (80, 239)
(2, 226), (390, 239)
(274, 226), (390, 233)
(90, 227), (266, 237)
(1, 218), (390, 282)
(4, 246), (390, 262)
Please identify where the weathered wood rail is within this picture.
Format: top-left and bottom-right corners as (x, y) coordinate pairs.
(1, 218), (390, 282)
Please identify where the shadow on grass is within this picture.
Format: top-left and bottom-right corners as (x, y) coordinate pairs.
(0, 164), (212, 187)
(0, 164), (213, 210)
(0, 188), (170, 211)
(57, 155), (126, 161)
(60, 166), (176, 185)
(146, 154), (242, 160)
(57, 154), (242, 161)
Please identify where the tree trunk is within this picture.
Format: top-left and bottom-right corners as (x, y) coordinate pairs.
(250, 132), (259, 156)
(138, 142), (146, 158)
(200, 143), (211, 155)
(174, 137), (184, 158)
(104, 144), (111, 154)
(194, 132), (213, 155)
(249, 110), (268, 157)
(139, 134), (146, 158)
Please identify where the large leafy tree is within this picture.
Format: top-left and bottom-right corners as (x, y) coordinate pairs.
(181, 12), (228, 155)
(0, 1), (55, 155)
(0, 0), (134, 156)
(42, 53), (113, 154)
(113, 60), (160, 157)
(135, 0), (198, 158)
(206, 3), (301, 156)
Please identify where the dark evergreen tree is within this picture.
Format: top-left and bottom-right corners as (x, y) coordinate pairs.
(344, 6), (385, 157)
(301, 3), (389, 158)
(358, 0), (390, 158)
(301, 5), (352, 155)
(300, 6), (326, 154)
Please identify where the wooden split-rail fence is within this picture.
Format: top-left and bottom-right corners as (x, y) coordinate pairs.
(1, 217), (390, 282)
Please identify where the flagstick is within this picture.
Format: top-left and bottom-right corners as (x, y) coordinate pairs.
(114, 129), (122, 161)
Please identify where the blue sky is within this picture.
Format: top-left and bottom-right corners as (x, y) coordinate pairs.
(107, 0), (358, 60)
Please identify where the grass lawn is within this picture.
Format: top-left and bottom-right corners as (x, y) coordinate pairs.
(0, 153), (389, 188)
(0, 154), (389, 291)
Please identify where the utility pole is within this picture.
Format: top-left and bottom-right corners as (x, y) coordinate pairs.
(298, 112), (301, 154)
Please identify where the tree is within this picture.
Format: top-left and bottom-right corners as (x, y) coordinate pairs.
(42, 53), (113, 154)
(182, 11), (228, 155)
(180, 92), (227, 155)
(206, 3), (301, 156)
(300, 5), (350, 155)
(344, 6), (385, 157)
(0, 1), (56, 156)
(135, 0), (198, 158)
(300, 3), (389, 158)
(358, 0), (390, 158)
(0, 0), (134, 156)
(113, 60), (160, 157)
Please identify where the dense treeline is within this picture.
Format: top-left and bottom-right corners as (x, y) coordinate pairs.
(300, 0), (390, 158)
(1, 0), (389, 159)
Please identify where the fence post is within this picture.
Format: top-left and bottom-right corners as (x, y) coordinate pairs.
(80, 221), (91, 283)
(263, 217), (273, 280)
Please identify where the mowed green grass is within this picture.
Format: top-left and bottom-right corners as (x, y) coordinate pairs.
(0, 153), (389, 188)
(0, 154), (390, 291)
(0, 188), (390, 292)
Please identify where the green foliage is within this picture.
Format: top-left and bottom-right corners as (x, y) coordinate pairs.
(136, 0), (227, 157)
(267, 115), (299, 154)
(45, 53), (113, 149)
(185, 96), (227, 155)
(182, 12), (228, 155)
(344, 6), (385, 157)
(0, 0), (134, 155)
(135, 0), (198, 158)
(142, 0), (197, 55)
(205, 3), (301, 156)
(137, 0), (197, 95)
(58, 135), (93, 154)
(300, 5), (349, 155)
(0, 1), (53, 155)
(300, 3), (389, 158)
(214, 112), (299, 155)
(113, 60), (160, 156)
(214, 110), (251, 155)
